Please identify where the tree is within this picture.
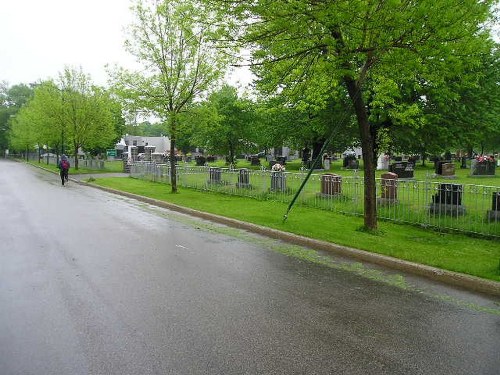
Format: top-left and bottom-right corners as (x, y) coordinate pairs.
(109, 0), (232, 192)
(9, 69), (119, 168)
(187, 85), (257, 163)
(0, 82), (34, 155)
(205, 0), (497, 230)
(57, 67), (118, 168)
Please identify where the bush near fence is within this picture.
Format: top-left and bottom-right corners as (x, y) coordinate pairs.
(130, 162), (500, 238)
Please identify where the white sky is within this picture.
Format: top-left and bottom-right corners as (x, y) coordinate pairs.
(0, 0), (253, 88)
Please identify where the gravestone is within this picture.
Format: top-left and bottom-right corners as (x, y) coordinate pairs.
(429, 183), (466, 216)
(195, 156), (206, 166)
(250, 156), (260, 166)
(460, 156), (467, 169)
(441, 163), (455, 177)
(378, 172), (398, 204)
(471, 159), (496, 176)
(343, 155), (358, 169)
(208, 167), (222, 184)
(323, 157), (331, 170)
(236, 168), (252, 189)
(270, 171), (286, 192)
(486, 192), (500, 222)
(319, 174), (342, 196)
(389, 161), (414, 179)
(377, 154), (390, 170)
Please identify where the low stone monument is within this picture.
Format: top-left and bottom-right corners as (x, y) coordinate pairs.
(429, 183), (466, 216)
(389, 161), (414, 179)
(250, 156), (260, 166)
(195, 155), (206, 166)
(319, 174), (342, 197)
(471, 157), (496, 176)
(441, 162), (455, 177)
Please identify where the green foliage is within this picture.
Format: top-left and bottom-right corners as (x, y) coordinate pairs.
(0, 83), (34, 153)
(185, 85), (258, 162)
(204, 0), (498, 230)
(8, 68), (119, 166)
(109, 0), (234, 191)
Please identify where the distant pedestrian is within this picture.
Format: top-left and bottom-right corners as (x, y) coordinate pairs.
(58, 155), (70, 186)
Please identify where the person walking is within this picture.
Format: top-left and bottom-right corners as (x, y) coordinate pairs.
(58, 154), (70, 186)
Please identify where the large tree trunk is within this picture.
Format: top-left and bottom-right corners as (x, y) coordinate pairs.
(344, 77), (378, 230)
(169, 116), (178, 193)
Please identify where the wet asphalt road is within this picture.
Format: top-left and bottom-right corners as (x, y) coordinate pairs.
(1, 160), (499, 375)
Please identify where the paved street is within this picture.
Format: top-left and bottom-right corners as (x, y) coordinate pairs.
(1, 160), (499, 375)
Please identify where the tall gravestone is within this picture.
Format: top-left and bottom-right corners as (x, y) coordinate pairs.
(487, 192), (500, 222)
(208, 167), (222, 184)
(236, 168), (251, 189)
(270, 171), (286, 192)
(378, 172), (398, 204)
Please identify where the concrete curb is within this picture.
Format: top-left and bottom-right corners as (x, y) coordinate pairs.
(77, 179), (500, 297)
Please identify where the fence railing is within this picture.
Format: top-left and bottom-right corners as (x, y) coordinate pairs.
(24, 153), (105, 169)
(130, 162), (500, 238)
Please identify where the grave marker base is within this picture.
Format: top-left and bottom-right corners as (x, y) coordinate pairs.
(429, 203), (466, 217)
(486, 210), (500, 222)
(377, 198), (399, 206)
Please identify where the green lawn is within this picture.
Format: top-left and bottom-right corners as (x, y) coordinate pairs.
(29, 159), (123, 173)
(91, 176), (500, 282)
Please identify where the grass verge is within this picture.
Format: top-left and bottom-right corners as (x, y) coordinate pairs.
(91, 176), (500, 282)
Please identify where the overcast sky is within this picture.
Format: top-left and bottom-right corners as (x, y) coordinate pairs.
(0, 0), (252, 88)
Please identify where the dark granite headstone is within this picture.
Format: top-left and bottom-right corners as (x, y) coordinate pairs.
(208, 167), (221, 184)
(270, 171), (286, 192)
(430, 183), (465, 216)
(236, 168), (251, 188)
(389, 161), (414, 179)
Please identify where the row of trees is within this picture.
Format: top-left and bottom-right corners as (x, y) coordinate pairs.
(1, 0), (498, 231)
(3, 68), (124, 169)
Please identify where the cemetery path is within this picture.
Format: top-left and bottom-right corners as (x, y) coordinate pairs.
(1, 159), (499, 375)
